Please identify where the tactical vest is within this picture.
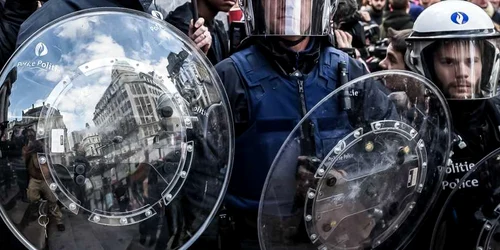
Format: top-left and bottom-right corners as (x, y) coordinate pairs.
(226, 45), (357, 210)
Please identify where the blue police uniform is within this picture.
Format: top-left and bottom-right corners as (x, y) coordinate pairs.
(216, 38), (396, 212)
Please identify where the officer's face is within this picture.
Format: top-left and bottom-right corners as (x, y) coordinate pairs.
(433, 41), (482, 99)
(370, 0), (386, 11)
(379, 43), (405, 70)
(207, 0), (237, 12)
(262, 0), (313, 34)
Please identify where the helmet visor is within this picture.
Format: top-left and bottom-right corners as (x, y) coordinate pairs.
(242, 0), (333, 36)
(418, 39), (500, 100)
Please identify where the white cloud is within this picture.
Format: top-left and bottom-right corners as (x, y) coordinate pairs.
(124, 17), (140, 32)
(55, 16), (101, 41)
(8, 111), (21, 121)
(85, 35), (127, 61)
(34, 99), (45, 107)
(61, 35), (127, 69)
(53, 74), (110, 133)
(131, 41), (153, 61)
(36, 68), (64, 82)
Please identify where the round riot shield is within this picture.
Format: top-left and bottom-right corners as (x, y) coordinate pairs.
(0, 8), (233, 250)
(431, 148), (500, 250)
(258, 71), (452, 250)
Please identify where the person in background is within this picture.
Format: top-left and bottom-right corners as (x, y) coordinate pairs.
(469, 0), (500, 30)
(361, 0), (386, 25)
(0, 0), (38, 67)
(165, 0), (235, 65)
(492, 0), (500, 9)
(409, 0), (424, 20)
(333, 0), (369, 57)
(419, 0), (439, 9)
(16, 0), (212, 55)
(380, 0), (414, 38)
(379, 28), (412, 70)
(22, 128), (65, 232)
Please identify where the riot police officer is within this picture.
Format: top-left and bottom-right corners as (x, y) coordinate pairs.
(22, 128), (65, 231)
(215, 0), (398, 248)
(405, 1), (500, 249)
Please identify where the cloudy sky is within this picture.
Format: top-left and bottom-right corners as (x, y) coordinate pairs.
(7, 11), (202, 136)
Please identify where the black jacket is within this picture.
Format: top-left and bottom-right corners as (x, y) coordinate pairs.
(17, 0), (150, 47)
(367, 6), (383, 25)
(0, 0), (38, 68)
(380, 10), (414, 38)
(165, 2), (229, 65)
(405, 98), (500, 250)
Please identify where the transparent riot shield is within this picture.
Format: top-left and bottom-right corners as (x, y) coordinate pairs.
(0, 8), (233, 250)
(431, 148), (500, 250)
(258, 71), (452, 250)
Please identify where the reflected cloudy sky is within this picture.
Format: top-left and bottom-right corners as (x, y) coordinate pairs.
(4, 10), (200, 134)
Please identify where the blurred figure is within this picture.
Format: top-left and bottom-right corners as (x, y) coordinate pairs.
(379, 28), (412, 70)
(469, 0), (500, 30)
(419, 0), (440, 9)
(166, 0), (235, 65)
(492, 0), (500, 9)
(332, 0), (368, 56)
(470, 0), (490, 8)
(409, 0), (424, 20)
(361, 0), (386, 25)
(16, 0), (213, 54)
(22, 128), (65, 231)
(0, 0), (38, 68)
(381, 0), (414, 38)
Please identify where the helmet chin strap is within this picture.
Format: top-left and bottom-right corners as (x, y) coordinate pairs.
(277, 36), (307, 47)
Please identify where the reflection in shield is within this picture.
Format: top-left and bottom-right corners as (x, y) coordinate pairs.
(259, 71), (452, 250)
(306, 121), (426, 249)
(5, 59), (199, 248)
(0, 9), (233, 250)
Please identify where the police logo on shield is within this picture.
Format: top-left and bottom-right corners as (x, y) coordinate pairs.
(35, 42), (48, 57)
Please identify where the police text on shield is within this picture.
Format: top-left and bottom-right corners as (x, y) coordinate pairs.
(441, 161), (479, 190)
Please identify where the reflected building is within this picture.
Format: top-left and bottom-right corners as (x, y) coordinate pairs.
(71, 131), (84, 150)
(7, 104), (69, 146)
(166, 49), (211, 110)
(5, 104), (70, 165)
(72, 123), (102, 159)
(167, 50), (189, 78)
(93, 61), (163, 159)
